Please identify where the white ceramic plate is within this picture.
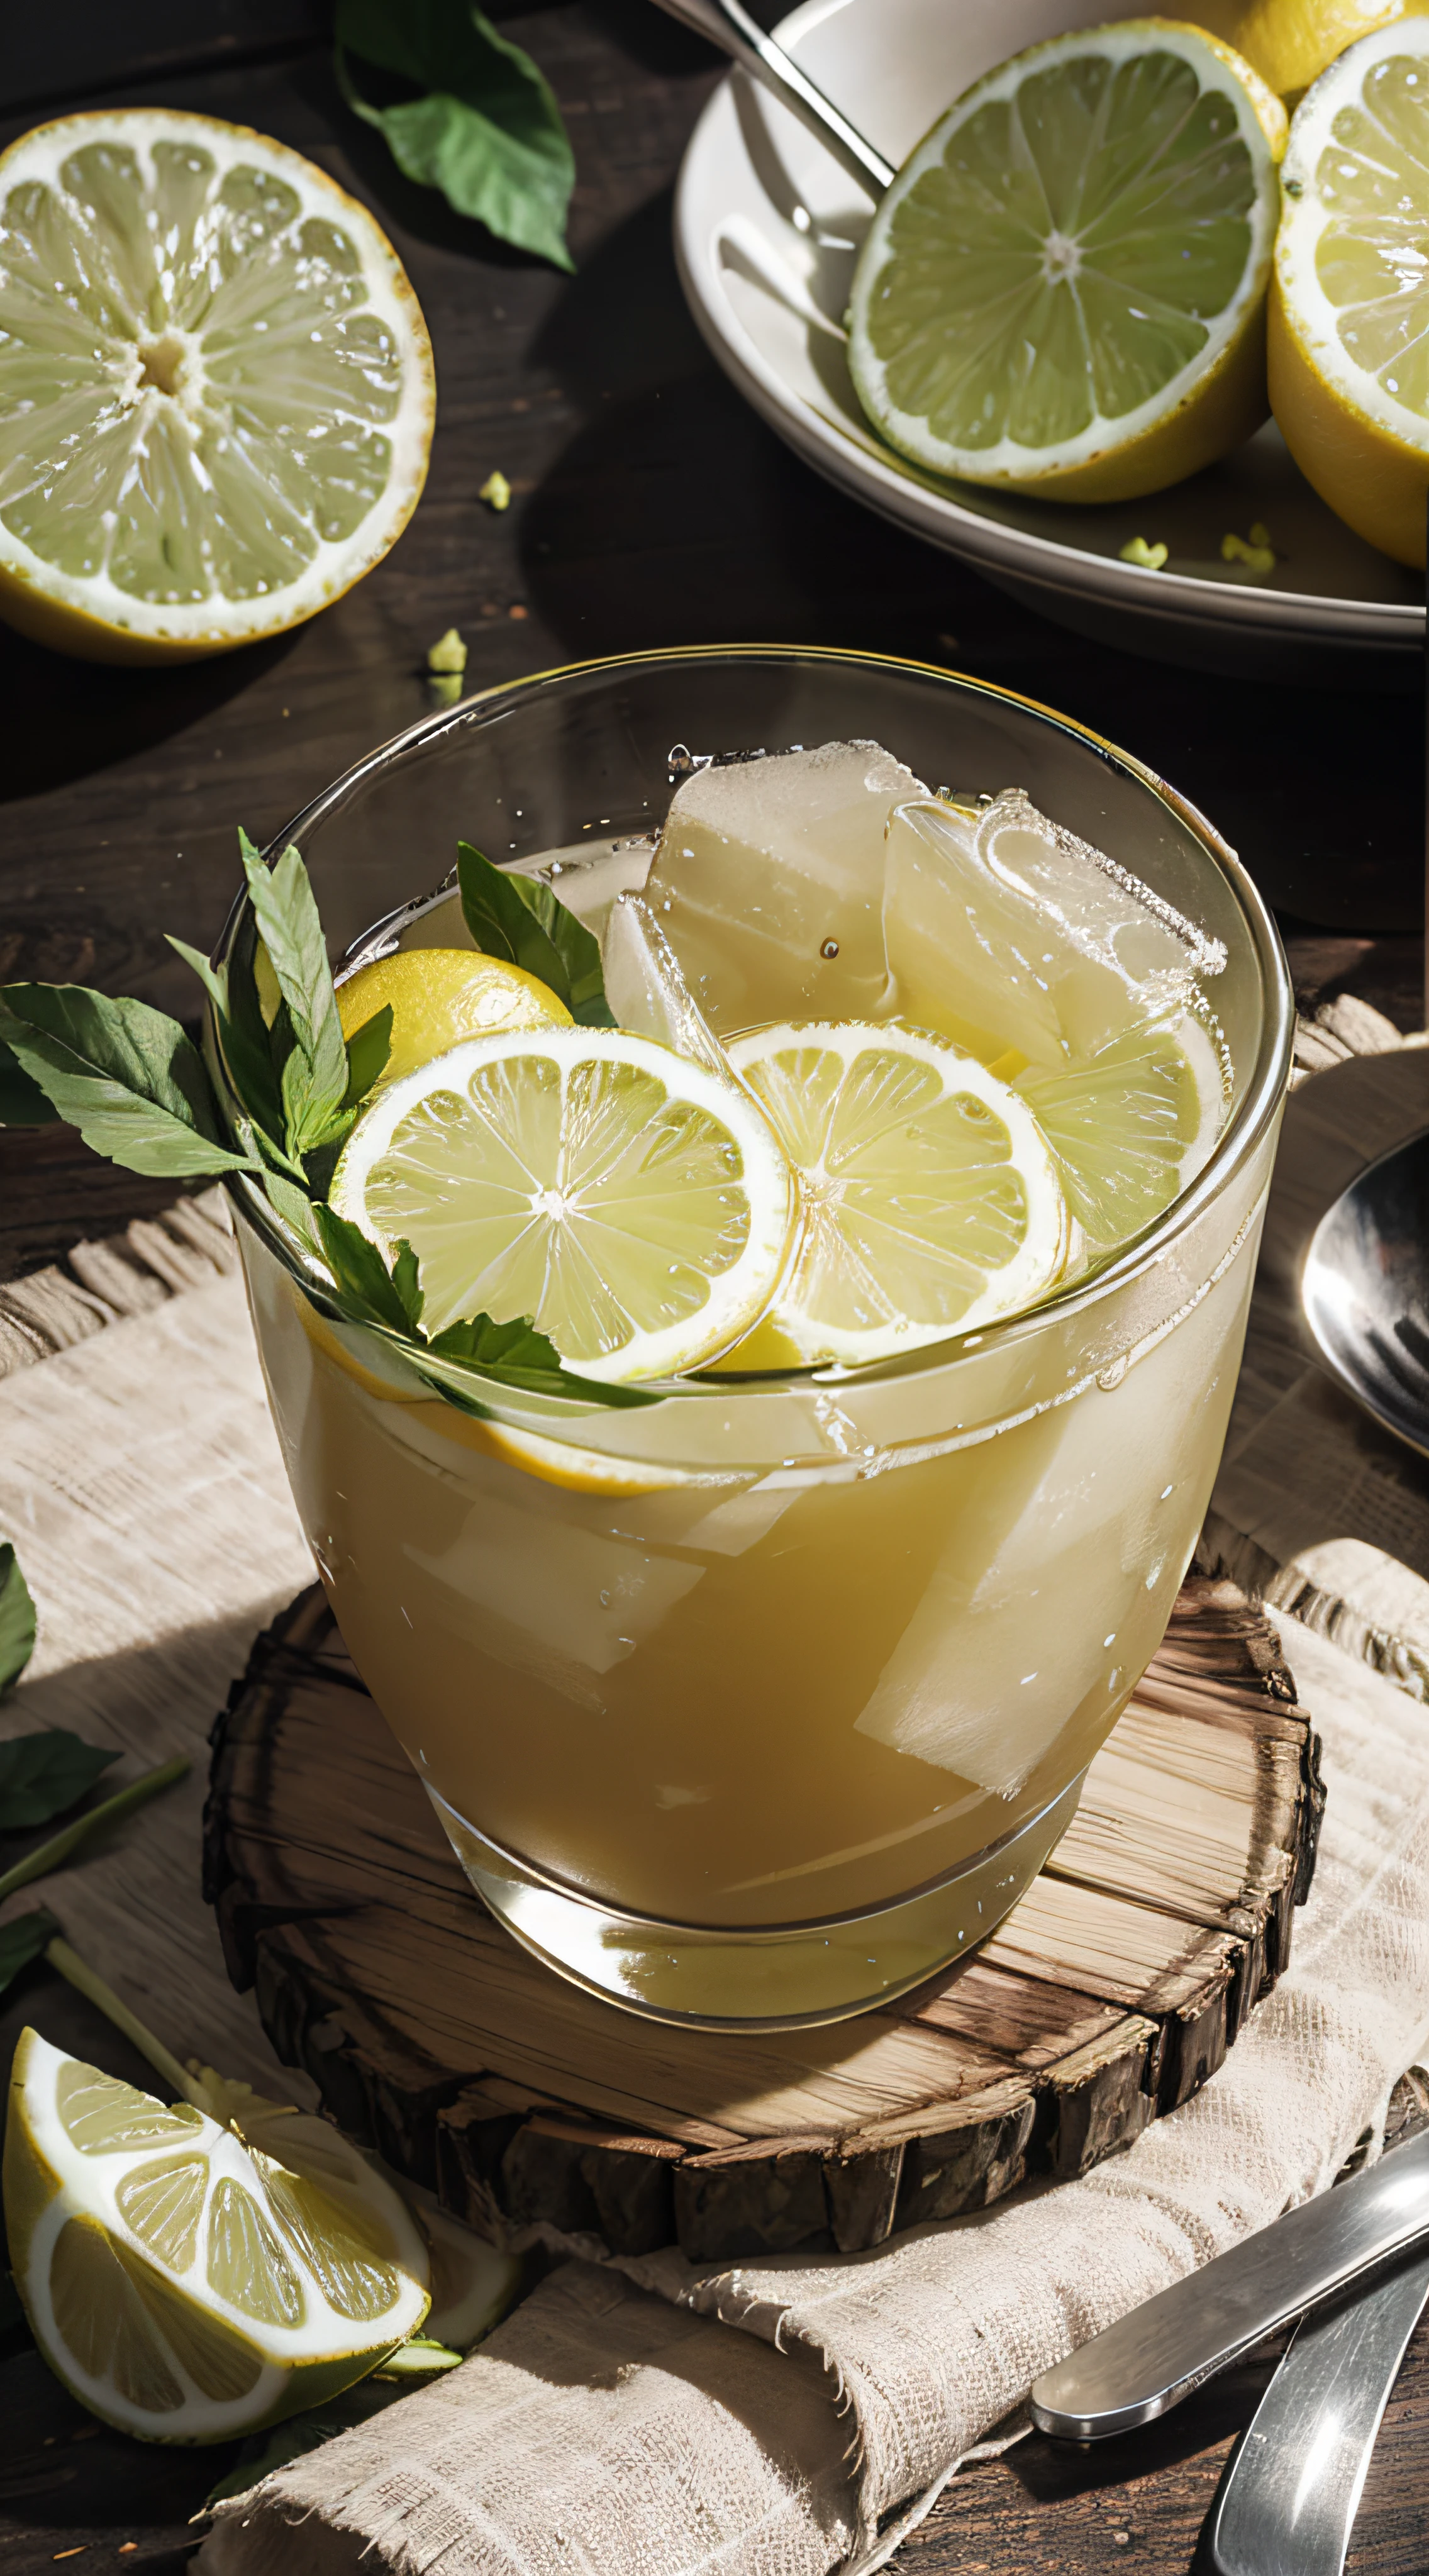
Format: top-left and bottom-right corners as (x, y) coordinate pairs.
(673, 0), (1423, 680)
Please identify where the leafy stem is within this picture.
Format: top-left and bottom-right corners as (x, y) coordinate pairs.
(0, 1755), (189, 1906)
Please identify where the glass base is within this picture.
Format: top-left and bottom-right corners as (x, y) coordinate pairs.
(426, 1775), (1089, 2031)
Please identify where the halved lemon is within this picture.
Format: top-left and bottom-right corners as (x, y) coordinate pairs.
(336, 949), (572, 1091)
(330, 1026), (796, 1382)
(4, 2030), (430, 2442)
(720, 1023), (1068, 1368)
(1018, 1008), (1229, 1251)
(847, 19), (1286, 501)
(0, 109), (434, 662)
(1270, 19), (1429, 560)
(1191, 0), (1428, 100)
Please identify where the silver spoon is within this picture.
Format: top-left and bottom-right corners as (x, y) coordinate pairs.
(1301, 1126), (1429, 1460)
(648, 0), (895, 194)
(1199, 2242), (1429, 2576)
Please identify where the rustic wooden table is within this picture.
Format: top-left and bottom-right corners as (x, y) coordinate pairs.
(2, 4), (1427, 2568)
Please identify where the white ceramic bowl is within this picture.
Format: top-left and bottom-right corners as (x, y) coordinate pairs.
(673, 0), (1423, 682)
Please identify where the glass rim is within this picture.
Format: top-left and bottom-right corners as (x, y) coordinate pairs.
(213, 642), (1296, 1401)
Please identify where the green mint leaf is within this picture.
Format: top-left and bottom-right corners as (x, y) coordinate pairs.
(457, 843), (614, 1027)
(311, 1204), (412, 1335)
(0, 985), (253, 1180)
(392, 1238), (425, 1330)
(261, 1170), (320, 1248)
(0, 1906), (60, 2000)
(0, 1036), (59, 1127)
(0, 1543), (37, 1696)
(165, 934), (229, 1024)
(343, 1005), (393, 1110)
(336, 0), (575, 270)
(0, 1730), (121, 1829)
(424, 1310), (657, 1407)
(236, 831), (348, 1151)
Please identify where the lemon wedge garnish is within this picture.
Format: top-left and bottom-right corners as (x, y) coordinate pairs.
(719, 1022), (1068, 1368)
(1017, 1008), (1229, 1251)
(4, 2029), (430, 2443)
(847, 19), (1284, 502)
(1270, 19), (1429, 561)
(336, 948), (572, 1091)
(0, 109), (433, 662)
(330, 1026), (796, 1382)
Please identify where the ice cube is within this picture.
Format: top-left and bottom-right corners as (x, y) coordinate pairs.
(884, 791), (1225, 1072)
(602, 892), (731, 1081)
(646, 740), (926, 1032)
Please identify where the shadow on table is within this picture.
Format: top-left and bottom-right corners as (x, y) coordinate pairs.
(0, 621), (303, 808)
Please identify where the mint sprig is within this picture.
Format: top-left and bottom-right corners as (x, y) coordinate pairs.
(458, 841), (614, 1028)
(0, 985), (256, 1180)
(1, 828), (657, 1417)
(0, 1730), (120, 1829)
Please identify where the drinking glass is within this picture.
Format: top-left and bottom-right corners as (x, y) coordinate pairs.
(213, 647), (1293, 2029)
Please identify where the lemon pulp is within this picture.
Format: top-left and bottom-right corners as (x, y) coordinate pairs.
(0, 109), (433, 660)
(1271, 21), (1429, 560)
(4, 2031), (430, 2442)
(720, 1022), (1068, 1368)
(330, 1026), (796, 1382)
(1018, 1009), (1228, 1248)
(847, 20), (1284, 500)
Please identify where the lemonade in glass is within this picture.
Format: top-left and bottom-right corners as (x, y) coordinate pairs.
(218, 649), (1292, 2029)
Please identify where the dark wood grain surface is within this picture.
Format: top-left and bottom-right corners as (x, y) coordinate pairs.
(2, 5), (1428, 2568)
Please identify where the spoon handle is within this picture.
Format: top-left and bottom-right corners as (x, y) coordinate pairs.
(648, 0), (895, 194)
(1201, 2243), (1429, 2576)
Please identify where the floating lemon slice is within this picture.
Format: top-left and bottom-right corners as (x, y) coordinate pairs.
(1017, 1008), (1229, 1251)
(720, 1023), (1068, 1368)
(4, 2030), (430, 2443)
(330, 1026), (796, 1383)
(847, 19), (1284, 501)
(0, 109), (434, 662)
(336, 948), (572, 1091)
(1271, 19), (1429, 561)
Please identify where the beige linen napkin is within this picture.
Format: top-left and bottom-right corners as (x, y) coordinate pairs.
(3, 1062), (1429, 2576)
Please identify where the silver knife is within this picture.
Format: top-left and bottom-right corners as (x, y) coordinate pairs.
(1200, 2242), (1429, 2576)
(1029, 2126), (1429, 2441)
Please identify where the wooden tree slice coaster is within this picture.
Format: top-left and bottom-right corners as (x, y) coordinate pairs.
(204, 1575), (1325, 2264)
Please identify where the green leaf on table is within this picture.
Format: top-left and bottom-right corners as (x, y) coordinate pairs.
(457, 843), (614, 1027)
(0, 985), (254, 1179)
(336, 0), (575, 270)
(342, 1005), (393, 1111)
(0, 1037), (59, 1127)
(0, 1731), (120, 1829)
(0, 1544), (37, 1696)
(236, 831), (349, 1154)
(0, 1907), (60, 1999)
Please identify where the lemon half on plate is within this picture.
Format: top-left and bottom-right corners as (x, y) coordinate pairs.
(0, 109), (434, 660)
(847, 18), (1286, 501)
(331, 1026), (796, 1383)
(1271, 18), (1429, 562)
